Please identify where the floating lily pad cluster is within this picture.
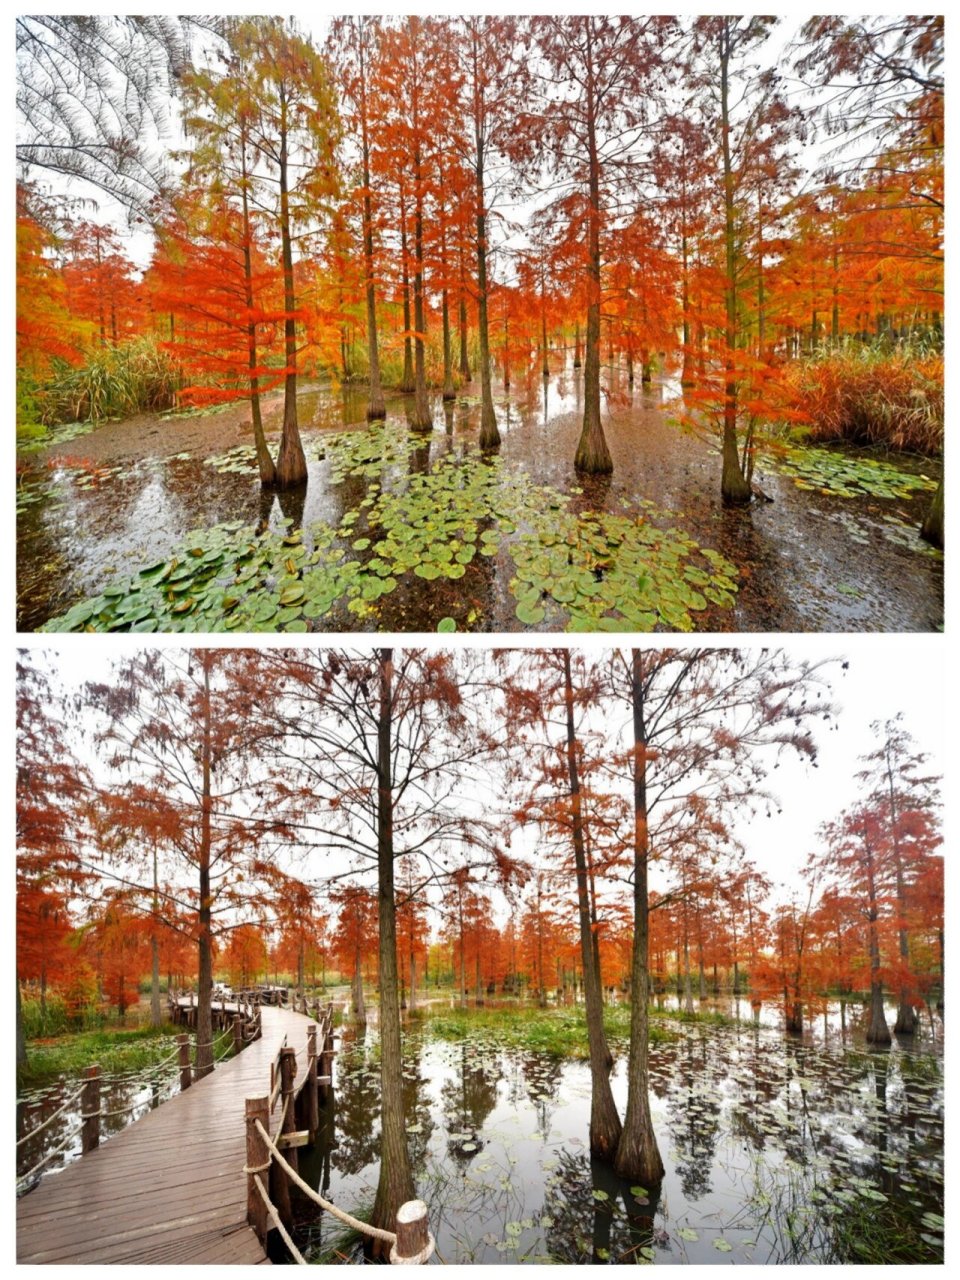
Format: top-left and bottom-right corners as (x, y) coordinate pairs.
(510, 510), (737, 632)
(41, 425), (739, 633)
(16, 420), (97, 455)
(62, 461), (129, 491)
(815, 508), (943, 560)
(205, 445), (261, 476)
(771, 445), (938, 500)
(41, 519), (359, 634)
(318, 422), (419, 481)
(351, 440), (738, 632)
(16, 480), (48, 515)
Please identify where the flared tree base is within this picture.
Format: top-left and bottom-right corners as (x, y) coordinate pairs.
(575, 424), (613, 475)
(920, 479), (944, 549)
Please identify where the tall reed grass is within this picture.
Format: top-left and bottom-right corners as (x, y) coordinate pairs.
(786, 342), (943, 455)
(35, 336), (179, 426)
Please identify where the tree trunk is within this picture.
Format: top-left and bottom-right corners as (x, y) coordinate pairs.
(441, 287), (455, 400)
(240, 133), (277, 485)
(719, 22), (752, 505)
(399, 201), (414, 394)
(458, 244), (472, 379)
(472, 32), (500, 450)
(352, 947), (366, 1022)
(864, 834), (892, 1046)
(276, 85), (308, 489)
(885, 746), (917, 1035)
(562, 651), (621, 1160)
(16, 977), (27, 1069)
(196, 657), (215, 1078)
(358, 30), (386, 421)
(574, 26), (613, 475)
(681, 225), (694, 386)
(150, 843), (161, 1028)
(371, 650), (416, 1240)
(411, 115), (432, 429)
(615, 652), (665, 1185)
(458, 888), (467, 1009)
(920, 478), (943, 549)
(786, 1001), (803, 1035)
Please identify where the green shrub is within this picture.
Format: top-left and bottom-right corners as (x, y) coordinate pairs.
(20, 991), (72, 1039)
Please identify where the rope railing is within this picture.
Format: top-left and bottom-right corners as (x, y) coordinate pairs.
(16, 1086), (85, 1147)
(17, 1005), (262, 1191)
(17, 1125), (83, 1184)
(252, 1119), (399, 1246)
(243, 1014), (434, 1265)
(251, 1174), (307, 1265)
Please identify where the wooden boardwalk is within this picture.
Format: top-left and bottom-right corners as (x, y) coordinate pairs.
(16, 1005), (317, 1265)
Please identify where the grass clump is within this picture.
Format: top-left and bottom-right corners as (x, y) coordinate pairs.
(33, 336), (179, 427)
(425, 1003), (675, 1059)
(19, 1023), (181, 1088)
(654, 1004), (739, 1028)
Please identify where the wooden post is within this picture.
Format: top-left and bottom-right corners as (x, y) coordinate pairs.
(319, 1042), (332, 1103)
(245, 1094), (271, 1245)
(390, 1200), (433, 1264)
(270, 1046), (298, 1229)
(233, 1014), (244, 1056)
(81, 1064), (101, 1154)
(305, 1025), (319, 1139)
(178, 1034), (192, 1091)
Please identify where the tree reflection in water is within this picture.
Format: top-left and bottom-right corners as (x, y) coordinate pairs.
(288, 1014), (941, 1265)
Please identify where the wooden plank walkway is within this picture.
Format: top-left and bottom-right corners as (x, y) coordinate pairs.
(16, 1005), (317, 1265)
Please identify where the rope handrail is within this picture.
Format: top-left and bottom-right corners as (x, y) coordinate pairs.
(194, 1027), (234, 1051)
(16, 1085), (85, 1147)
(252, 1174), (307, 1264)
(98, 1097), (154, 1119)
(16, 1124), (82, 1183)
(251, 1118), (397, 1245)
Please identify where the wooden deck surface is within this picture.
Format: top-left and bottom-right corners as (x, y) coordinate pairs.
(16, 1004), (316, 1265)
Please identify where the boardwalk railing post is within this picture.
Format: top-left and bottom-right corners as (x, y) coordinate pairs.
(390, 1200), (434, 1264)
(245, 1094), (271, 1246)
(270, 1045), (299, 1230)
(81, 1064), (101, 1154)
(178, 1034), (192, 1091)
(233, 1014), (244, 1056)
(320, 1014), (335, 1102)
(306, 1025), (319, 1140)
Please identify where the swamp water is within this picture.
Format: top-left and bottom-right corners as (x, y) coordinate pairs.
(292, 1011), (943, 1266)
(16, 1056), (182, 1191)
(18, 367), (942, 633)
